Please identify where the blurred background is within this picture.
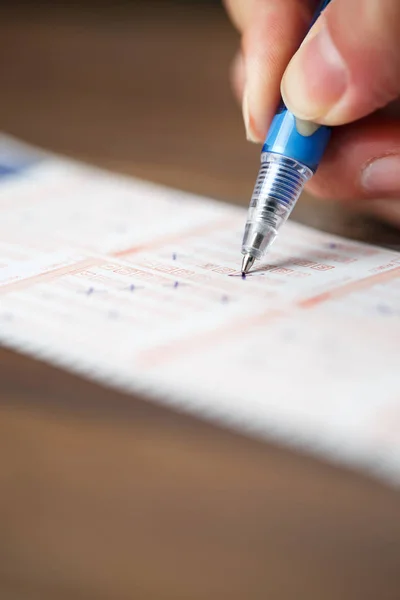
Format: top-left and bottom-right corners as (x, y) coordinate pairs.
(1, 0), (255, 201)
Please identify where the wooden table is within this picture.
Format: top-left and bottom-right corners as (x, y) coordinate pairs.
(0, 3), (399, 599)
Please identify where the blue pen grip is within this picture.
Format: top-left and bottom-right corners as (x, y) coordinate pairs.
(262, 110), (331, 172)
(262, 0), (332, 172)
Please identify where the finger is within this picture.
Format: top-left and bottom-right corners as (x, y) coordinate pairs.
(240, 0), (313, 142)
(363, 199), (400, 230)
(230, 50), (245, 105)
(223, 0), (258, 32)
(306, 115), (400, 201)
(282, 0), (400, 126)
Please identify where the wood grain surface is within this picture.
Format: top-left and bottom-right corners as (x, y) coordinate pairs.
(0, 3), (399, 599)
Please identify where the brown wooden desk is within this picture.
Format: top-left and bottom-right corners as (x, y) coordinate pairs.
(0, 4), (399, 599)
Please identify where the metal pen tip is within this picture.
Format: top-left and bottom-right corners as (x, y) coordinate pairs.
(241, 254), (255, 275)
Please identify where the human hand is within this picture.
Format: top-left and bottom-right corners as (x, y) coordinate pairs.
(224, 0), (400, 227)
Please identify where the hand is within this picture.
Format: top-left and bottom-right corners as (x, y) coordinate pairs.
(224, 0), (400, 227)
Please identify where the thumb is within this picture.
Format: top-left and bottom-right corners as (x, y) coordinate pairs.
(281, 0), (400, 126)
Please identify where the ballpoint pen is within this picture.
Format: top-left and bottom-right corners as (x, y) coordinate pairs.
(241, 0), (332, 274)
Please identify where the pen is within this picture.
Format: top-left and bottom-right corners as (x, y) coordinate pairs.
(241, 0), (332, 274)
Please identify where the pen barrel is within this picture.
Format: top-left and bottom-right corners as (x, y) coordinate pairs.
(312, 0), (332, 27)
(241, 153), (312, 258)
(261, 0), (333, 173)
(240, 0), (333, 262)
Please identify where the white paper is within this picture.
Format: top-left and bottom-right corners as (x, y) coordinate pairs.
(0, 134), (399, 485)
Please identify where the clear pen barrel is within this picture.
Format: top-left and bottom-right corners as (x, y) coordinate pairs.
(241, 153), (313, 259)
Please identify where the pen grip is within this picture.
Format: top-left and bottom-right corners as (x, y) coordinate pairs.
(261, 0), (333, 172)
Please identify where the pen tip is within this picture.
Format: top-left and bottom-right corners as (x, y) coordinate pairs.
(241, 254), (255, 275)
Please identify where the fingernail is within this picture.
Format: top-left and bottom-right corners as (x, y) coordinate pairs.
(242, 88), (260, 143)
(361, 155), (400, 196)
(281, 19), (347, 121)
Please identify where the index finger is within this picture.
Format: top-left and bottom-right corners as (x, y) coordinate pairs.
(224, 0), (316, 142)
(223, 0), (259, 31)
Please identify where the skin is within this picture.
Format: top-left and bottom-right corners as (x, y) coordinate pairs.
(223, 0), (400, 228)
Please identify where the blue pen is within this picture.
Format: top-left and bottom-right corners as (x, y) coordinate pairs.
(241, 0), (332, 274)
